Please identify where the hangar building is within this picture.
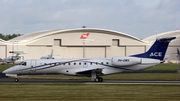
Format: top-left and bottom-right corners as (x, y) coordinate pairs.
(143, 30), (180, 62)
(0, 28), (179, 63)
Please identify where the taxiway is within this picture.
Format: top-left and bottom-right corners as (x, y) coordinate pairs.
(1, 78), (180, 84)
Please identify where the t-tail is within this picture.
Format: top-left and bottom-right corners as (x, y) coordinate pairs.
(131, 37), (176, 61)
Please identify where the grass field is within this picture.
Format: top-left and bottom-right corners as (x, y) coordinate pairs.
(0, 63), (17, 72)
(0, 84), (180, 101)
(145, 63), (180, 71)
(1, 64), (180, 101)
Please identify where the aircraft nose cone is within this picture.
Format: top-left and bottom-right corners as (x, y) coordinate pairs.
(2, 68), (12, 74)
(2, 70), (7, 74)
(2, 69), (10, 74)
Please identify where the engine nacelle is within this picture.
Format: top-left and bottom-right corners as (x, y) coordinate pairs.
(112, 56), (141, 66)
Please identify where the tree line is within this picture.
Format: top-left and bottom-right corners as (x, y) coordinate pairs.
(0, 34), (22, 41)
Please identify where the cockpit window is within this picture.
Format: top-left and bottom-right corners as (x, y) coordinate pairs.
(22, 62), (26, 66)
(19, 62), (26, 66)
(19, 62), (24, 65)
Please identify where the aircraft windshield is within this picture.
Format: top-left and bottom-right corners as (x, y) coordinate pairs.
(19, 62), (26, 66)
(19, 62), (24, 65)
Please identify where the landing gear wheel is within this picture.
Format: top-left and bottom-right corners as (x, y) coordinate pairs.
(14, 78), (19, 82)
(94, 78), (98, 82)
(97, 77), (103, 82)
(99, 77), (103, 82)
(94, 77), (103, 82)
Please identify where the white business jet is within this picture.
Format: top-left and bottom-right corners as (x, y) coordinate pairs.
(3, 37), (176, 82)
(40, 50), (54, 59)
(0, 53), (20, 63)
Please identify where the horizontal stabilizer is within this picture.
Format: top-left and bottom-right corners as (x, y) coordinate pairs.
(157, 37), (176, 42)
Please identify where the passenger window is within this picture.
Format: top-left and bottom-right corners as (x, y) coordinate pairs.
(90, 62), (93, 65)
(101, 62), (103, 65)
(96, 62), (98, 65)
(68, 63), (71, 65)
(84, 62), (86, 65)
(79, 63), (81, 65)
(44, 63), (46, 65)
(106, 62), (109, 65)
(74, 63), (76, 65)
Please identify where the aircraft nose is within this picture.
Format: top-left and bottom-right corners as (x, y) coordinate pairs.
(2, 69), (10, 74)
(2, 68), (13, 74)
(2, 69), (8, 74)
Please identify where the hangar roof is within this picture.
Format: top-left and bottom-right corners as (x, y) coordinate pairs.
(10, 28), (145, 43)
(143, 30), (180, 43)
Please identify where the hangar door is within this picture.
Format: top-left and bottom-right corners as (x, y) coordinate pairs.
(26, 46), (52, 59)
(85, 47), (105, 58)
(66, 47), (105, 58)
(126, 46), (145, 56)
(0, 46), (6, 58)
(166, 47), (179, 61)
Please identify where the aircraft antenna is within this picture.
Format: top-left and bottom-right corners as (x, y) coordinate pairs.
(12, 41), (14, 59)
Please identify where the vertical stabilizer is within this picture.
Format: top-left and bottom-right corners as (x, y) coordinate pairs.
(131, 37), (176, 60)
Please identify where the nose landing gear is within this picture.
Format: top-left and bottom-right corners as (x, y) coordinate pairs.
(14, 78), (19, 82)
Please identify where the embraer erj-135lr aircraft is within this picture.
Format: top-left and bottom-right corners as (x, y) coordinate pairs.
(3, 37), (176, 82)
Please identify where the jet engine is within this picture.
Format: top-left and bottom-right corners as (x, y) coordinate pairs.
(112, 56), (141, 66)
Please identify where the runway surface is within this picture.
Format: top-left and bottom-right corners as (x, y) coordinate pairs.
(1, 78), (180, 84)
(1, 72), (180, 84)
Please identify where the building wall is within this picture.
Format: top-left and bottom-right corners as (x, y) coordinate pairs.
(0, 29), (178, 62)
(20, 30), (146, 59)
(0, 45), (6, 58)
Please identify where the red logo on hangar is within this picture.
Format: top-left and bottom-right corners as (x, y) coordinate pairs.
(80, 33), (89, 39)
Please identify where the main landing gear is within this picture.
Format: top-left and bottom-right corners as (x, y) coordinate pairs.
(91, 71), (103, 82)
(93, 77), (103, 82)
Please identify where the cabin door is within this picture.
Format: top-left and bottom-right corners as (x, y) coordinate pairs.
(83, 61), (88, 68)
(31, 60), (36, 72)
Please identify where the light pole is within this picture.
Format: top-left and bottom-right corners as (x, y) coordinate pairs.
(178, 55), (180, 73)
(82, 26), (86, 58)
(15, 29), (20, 53)
(155, 30), (159, 39)
(15, 29), (20, 34)
(179, 39), (180, 73)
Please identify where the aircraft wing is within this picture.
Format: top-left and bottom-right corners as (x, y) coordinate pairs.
(76, 68), (104, 76)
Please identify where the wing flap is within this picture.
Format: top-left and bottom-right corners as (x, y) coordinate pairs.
(76, 68), (104, 75)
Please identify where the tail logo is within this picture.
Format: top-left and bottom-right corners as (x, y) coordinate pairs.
(149, 52), (162, 57)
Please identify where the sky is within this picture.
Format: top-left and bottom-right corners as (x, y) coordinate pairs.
(0, 0), (180, 39)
